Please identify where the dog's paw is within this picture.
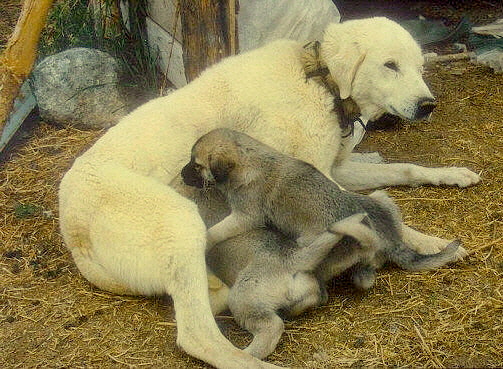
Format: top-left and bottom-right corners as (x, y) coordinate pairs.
(431, 167), (481, 187)
(421, 239), (468, 261)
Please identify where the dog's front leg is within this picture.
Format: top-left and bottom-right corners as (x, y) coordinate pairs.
(331, 160), (480, 191)
(206, 212), (258, 249)
(401, 223), (467, 259)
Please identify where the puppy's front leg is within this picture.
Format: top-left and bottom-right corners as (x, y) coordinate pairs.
(206, 212), (257, 249)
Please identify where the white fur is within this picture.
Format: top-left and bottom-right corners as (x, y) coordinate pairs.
(59, 17), (476, 368)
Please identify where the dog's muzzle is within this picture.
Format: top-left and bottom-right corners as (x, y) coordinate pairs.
(181, 162), (204, 188)
(414, 97), (436, 120)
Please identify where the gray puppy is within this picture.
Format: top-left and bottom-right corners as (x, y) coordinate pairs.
(182, 128), (460, 358)
(205, 219), (374, 359)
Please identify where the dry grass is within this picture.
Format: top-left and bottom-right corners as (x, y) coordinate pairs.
(1, 60), (502, 368)
(1, 0), (503, 366)
(0, 0), (20, 52)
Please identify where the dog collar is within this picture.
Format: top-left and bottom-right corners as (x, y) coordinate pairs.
(302, 41), (363, 137)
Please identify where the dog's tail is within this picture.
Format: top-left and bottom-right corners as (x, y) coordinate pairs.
(389, 239), (461, 271)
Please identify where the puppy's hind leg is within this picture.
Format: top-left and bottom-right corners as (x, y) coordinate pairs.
(169, 244), (280, 369)
(242, 314), (285, 359)
(351, 263), (377, 290)
(229, 271), (286, 360)
(287, 272), (323, 316)
(328, 213), (381, 252)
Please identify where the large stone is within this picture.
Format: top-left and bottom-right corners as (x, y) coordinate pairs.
(31, 48), (128, 129)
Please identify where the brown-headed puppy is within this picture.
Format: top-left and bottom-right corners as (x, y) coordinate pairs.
(182, 128), (460, 358)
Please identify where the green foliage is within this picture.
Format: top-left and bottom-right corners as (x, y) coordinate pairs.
(14, 203), (39, 218)
(40, 0), (97, 56)
(39, 0), (161, 96)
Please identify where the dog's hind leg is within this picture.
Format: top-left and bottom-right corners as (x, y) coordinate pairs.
(208, 271), (231, 315)
(70, 249), (136, 295)
(60, 164), (281, 369)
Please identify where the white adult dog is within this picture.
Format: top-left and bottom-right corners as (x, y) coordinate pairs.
(59, 17), (479, 369)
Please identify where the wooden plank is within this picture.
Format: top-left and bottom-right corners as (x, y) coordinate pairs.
(148, 0), (182, 42)
(145, 17), (187, 88)
(0, 81), (36, 153)
(0, 0), (53, 134)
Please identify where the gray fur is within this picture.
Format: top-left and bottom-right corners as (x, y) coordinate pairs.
(206, 214), (370, 359)
(183, 128), (461, 358)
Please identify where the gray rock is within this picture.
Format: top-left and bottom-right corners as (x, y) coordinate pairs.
(31, 48), (128, 129)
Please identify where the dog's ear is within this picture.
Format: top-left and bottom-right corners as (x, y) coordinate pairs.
(209, 154), (235, 183)
(322, 23), (366, 100)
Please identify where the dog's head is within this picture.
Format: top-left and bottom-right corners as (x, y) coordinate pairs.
(182, 129), (238, 189)
(322, 17), (435, 122)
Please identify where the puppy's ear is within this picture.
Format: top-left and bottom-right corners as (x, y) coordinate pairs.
(209, 154), (235, 183)
(322, 23), (366, 100)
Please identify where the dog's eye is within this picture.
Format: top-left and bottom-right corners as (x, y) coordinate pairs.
(384, 61), (399, 72)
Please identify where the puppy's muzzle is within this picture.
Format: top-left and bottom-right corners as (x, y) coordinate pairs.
(414, 97), (436, 120)
(181, 162), (204, 188)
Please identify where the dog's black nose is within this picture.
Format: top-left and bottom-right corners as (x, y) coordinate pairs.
(415, 97), (436, 120)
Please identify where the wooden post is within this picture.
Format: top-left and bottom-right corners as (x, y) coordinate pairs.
(180, 0), (238, 82)
(0, 0), (54, 133)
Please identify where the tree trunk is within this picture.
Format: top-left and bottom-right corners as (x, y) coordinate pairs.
(180, 0), (238, 82)
(0, 0), (54, 133)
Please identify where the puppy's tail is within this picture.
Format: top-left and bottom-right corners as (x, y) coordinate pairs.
(389, 239), (461, 271)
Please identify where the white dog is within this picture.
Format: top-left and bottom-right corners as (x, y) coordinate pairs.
(59, 17), (479, 369)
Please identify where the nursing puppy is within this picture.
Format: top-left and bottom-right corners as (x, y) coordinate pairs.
(182, 128), (460, 357)
(206, 219), (373, 359)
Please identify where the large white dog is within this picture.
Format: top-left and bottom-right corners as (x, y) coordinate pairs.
(59, 17), (479, 369)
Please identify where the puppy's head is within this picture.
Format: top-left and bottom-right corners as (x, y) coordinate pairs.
(182, 129), (238, 189)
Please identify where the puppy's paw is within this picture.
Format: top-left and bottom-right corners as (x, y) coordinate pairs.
(453, 243), (468, 261)
(352, 271), (376, 290)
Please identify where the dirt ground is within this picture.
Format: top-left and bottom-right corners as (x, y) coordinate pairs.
(1, 1), (502, 368)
